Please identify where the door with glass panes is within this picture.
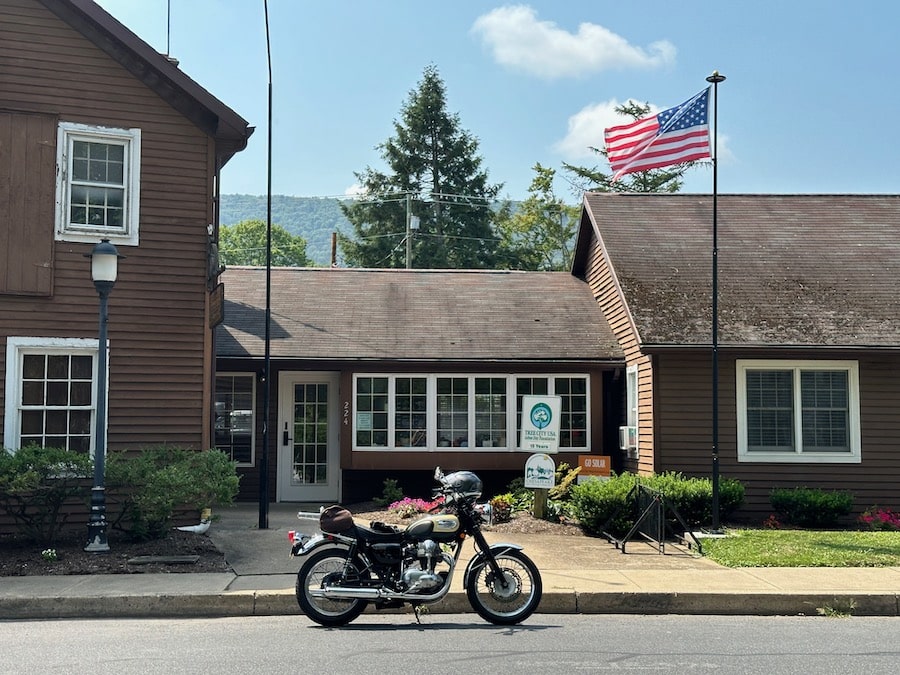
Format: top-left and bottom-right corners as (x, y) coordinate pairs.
(277, 373), (340, 502)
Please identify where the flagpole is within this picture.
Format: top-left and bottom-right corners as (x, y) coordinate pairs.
(706, 70), (725, 533)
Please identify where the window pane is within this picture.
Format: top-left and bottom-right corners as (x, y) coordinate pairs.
(474, 377), (506, 447)
(555, 377), (588, 448)
(394, 377), (427, 447)
(746, 370), (794, 452)
(214, 375), (255, 465)
(801, 370), (849, 452)
(437, 377), (468, 447)
(15, 352), (95, 454)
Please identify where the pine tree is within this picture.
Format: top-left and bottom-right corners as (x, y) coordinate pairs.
(340, 66), (501, 269)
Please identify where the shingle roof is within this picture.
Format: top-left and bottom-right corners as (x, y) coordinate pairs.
(217, 267), (623, 362)
(580, 193), (900, 347)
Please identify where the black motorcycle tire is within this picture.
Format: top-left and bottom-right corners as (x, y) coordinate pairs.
(295, 547), (369, 627)
(466, 549), (542, 625)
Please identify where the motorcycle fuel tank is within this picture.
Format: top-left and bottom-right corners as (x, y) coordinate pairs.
(405, 514), (460, 542)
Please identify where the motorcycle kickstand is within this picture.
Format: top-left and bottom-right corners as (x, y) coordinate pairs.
(413, 604), (426, 625)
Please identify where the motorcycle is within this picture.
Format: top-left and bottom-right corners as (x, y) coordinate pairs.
(289, 467), (542, 626)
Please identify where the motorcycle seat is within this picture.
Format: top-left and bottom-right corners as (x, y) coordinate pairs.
(355, 523), (404, 544)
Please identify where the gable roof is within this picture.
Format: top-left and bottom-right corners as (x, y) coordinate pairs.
(218, 267), (623, 363)
(575, 193), (900, 348)
(40, 0), (253, 162)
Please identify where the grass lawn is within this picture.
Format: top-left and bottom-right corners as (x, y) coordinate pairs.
(701, 529), (900, 567)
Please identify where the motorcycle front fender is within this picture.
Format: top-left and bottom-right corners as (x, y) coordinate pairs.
(462, 543), (523, 587)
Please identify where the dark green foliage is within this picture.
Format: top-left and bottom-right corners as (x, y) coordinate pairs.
(494, 163), (579, 271)
(220, 194), (347, 266)
(106, 447), (239, 541)
(642, 472), (745, 528)
(770, 486), (854, 528)
(0, 445), (93, 545)
(570, 472), (639, 537)
(373, 478), (404, 507)
(489, 494), (513, 523)
(571, 472), (746, 537)
(340, 66), (501, 269)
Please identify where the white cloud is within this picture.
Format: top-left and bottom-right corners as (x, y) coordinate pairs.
(554, 99), (659, 160)
(344, 183), (366, 197)
(471, 5), (675, 79)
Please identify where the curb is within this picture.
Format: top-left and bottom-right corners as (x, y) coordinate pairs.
(3, 591), (899, 620)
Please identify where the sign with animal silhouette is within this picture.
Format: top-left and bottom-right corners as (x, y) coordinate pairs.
(524, 453), (556, 489)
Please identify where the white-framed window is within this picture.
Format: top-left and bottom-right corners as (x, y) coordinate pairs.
(625, 365), (638, 428)
(736, 360), (861, 463)
(3, 337), (99, 456)
(55, 122), (141, 246)
(214, 374), (255, 467)
(353, 374), (589, 451)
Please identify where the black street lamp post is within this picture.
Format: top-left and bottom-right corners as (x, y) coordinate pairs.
(84, 239), (122, 553)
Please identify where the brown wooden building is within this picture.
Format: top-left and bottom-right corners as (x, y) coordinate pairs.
(575, 192), (900, 520)
(1, 1), (252, 463)
(215, 267), (625, 503)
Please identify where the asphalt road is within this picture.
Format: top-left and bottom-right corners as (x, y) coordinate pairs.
(3, 614), (900, 674)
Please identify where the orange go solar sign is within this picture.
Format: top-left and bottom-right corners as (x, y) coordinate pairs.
(578, 455), (611, 477)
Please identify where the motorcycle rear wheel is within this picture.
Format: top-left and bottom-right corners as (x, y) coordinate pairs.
(466, 549), (542, 625)
(296, 547), (369, 627)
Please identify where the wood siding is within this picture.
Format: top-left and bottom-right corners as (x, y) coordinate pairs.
(581, 229), (653, 474)
(653, 350), (900, 521)
(0, 0), (217, 451)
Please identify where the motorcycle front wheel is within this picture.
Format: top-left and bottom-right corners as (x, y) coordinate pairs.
(466, 549), (542, 625)
(295, 547), (369, 627)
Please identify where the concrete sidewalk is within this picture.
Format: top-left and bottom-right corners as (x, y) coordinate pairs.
(3, 503), (900, 620)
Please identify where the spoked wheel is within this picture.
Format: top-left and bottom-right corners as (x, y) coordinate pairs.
(466, 550), (542, 625)
(295, 548), (369, 627)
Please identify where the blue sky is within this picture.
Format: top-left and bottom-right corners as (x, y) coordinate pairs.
(96, 1), (898, 202)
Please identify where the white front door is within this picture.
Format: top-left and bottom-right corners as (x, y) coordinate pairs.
(277, 372), (340, 502)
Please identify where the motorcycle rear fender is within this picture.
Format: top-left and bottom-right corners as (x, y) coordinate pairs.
(462, 543), (523, 587)
(290, 533), (351, 558)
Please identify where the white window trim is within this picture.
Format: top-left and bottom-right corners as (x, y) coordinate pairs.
(55, 121), (141, 246)
(4, 337), (102, 456)
(351, 373), (590, 452)
(735, 359), (861, 464)
(214, 372), (256, 468)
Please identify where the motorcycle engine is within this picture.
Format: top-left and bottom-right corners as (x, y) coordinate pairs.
(400, 539), (445, 591)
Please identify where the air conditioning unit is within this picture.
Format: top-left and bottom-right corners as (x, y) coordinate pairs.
(618, 425), (637, 451)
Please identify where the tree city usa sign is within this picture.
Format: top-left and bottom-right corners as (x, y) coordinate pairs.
(519, 395), (561, 453)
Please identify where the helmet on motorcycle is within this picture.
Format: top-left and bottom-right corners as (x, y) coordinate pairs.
(444, 470), (483, 499)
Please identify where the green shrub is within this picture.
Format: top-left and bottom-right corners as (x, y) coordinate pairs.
(106, 447), (239, 541)
(489, 494), (514, 523)
(570, 472), (639, 537)
(373, 478), (403, 507)
(770, 486), (853, 528)
(643, 472), (745, 527)
(571, 471), (746, 537)
(0, 445), (93, 545)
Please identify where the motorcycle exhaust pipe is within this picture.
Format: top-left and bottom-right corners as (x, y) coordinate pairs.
(313, 584), (450, 603)
(315, 586), (382, 601)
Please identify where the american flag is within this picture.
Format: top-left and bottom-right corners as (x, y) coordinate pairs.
(604, 88), (711, 182)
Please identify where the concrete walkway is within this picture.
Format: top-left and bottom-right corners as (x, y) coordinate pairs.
(3, 503), (900, 620)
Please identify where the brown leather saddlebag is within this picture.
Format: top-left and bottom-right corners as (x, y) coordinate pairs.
(319, 505), (354, 533)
